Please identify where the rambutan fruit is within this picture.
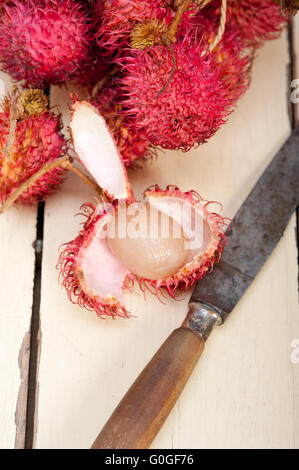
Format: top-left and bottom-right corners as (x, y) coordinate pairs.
(58, 101), (228, 318)
(0, 88), (66, 205)
(201, 0), (288, 47)
(91, 80), (155, 168)
(0, 0), (94, 87)
(95, 0), (174, 59)
(117, 32), (251, 151)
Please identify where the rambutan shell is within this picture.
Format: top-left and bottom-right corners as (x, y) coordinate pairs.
(57, 188), (228, 318)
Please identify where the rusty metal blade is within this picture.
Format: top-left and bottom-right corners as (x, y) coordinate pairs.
(191, 127), (299, 322)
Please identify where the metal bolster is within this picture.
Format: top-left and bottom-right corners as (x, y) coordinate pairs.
(182, 302), (222, 342)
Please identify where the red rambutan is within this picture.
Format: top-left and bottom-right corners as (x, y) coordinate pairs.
(57, 101), (228, 318)
(0, 89), (67, 205)
(95, 0), (174, 58)
(201, 0), (288, 47)
(0, 0), (94, 87)
(117, 32), (251, 151)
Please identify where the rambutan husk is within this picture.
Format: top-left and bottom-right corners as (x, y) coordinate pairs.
(57, 186), (229, 319)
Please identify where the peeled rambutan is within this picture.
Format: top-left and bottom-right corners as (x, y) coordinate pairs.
(201, 0), (288, 47)
(0, 89), (66, 205)
(95, 0), (174, 58)
(0, 0), (93, 87)
(91, 81), (155, 168)
(58, 101), (228, 318)
(117, 32), (251, 151)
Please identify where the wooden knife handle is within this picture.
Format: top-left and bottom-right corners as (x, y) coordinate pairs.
(91, 327), (204, 449)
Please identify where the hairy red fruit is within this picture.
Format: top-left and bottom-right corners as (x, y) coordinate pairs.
(201, 0), (288, 47)
(118, 33), (251, 150)
(0, 94), (66, 205)
(0, 0), (94, 87)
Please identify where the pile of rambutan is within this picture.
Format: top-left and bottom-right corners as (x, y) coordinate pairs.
(0, 0), (294, 318)
(0, 0), (291, 156)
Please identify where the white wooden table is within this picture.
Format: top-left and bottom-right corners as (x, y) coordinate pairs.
(0, 19), (299, 449)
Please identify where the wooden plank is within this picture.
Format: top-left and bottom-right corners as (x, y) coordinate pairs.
(35, 30), (299, 449)
(0, 72), (37, 449)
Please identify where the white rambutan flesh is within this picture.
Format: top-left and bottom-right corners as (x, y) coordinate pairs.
(107, 203), (190, 280)
(70, 101), (131, 200)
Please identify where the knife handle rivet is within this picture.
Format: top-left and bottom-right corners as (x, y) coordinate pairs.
(182, 302), (222, 342)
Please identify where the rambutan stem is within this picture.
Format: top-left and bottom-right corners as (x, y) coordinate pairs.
(4, 86), (24, 162)
(166, 0), (192, 43)
(208, 0), (227, 52)
(4, 117), (17, 161)
(158, 0), (206, 96)
(173, 0), (211, 10)
(155, 44), (177, 97)
(0, 157), (104, 214)
(66, 161), (104, 199)
(276, 0), (299, 15)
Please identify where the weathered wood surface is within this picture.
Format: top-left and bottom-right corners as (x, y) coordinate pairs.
(0, 72), (37, 449)
(0, 25), (298, 448)
(32, 30), (299, 449)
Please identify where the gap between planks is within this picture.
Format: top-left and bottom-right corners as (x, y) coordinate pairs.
(14, 203), (44, 449)
(24, 203), (44, 449)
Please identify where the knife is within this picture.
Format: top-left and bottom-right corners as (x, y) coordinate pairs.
(91, 127), (299, 449)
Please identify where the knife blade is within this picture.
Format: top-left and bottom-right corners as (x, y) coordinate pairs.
(91, 128), (299, 449)
(191, 126), (299, 322)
